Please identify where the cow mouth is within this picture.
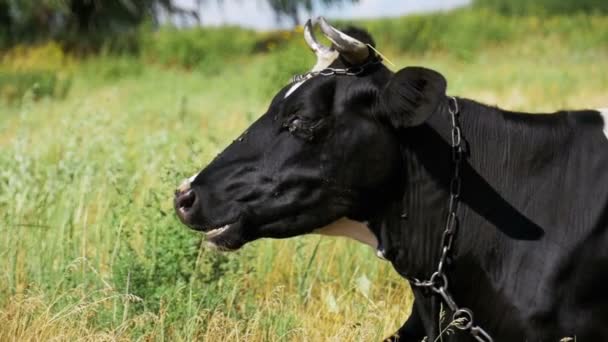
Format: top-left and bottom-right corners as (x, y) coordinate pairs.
(205, 224), (230, 238)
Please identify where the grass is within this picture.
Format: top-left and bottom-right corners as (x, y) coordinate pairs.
(0, 10), (607, 341)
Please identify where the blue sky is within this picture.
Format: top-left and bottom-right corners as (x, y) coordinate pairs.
(173, 0), (471, 30)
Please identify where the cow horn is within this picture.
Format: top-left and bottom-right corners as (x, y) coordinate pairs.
(304, 18), (339, 71)
(304, 19), (333, 56)
(318, 16), (370, 65)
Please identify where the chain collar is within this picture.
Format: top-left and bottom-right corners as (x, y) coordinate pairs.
(291, 59), (382, 83)
(410, 96), (494, 342)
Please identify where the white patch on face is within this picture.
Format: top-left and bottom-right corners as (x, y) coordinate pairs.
(284, 80), (306, 98)
(284, 50), (339, 99)
(314, 217), (378, 249)
(177, 172), (199, 193)
(599, 108), (608, 140)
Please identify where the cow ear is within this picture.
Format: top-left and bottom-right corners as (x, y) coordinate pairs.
(378, 67), (447, 128)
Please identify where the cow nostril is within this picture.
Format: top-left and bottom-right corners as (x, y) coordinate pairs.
(176, 189), (196, 212)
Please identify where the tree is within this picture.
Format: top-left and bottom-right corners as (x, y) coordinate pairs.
(0, 0), (200, 49)
(267, 0), (359, 26)
(0, 0), (361, 51)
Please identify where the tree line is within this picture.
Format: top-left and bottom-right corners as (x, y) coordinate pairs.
(1, 0), (604, 52)
(0, 0), (356, 50)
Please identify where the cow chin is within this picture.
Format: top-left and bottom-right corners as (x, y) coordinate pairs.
(200, 216), (314, 252)
(202, 213), (346, 252)
(202, 221), (248, 252)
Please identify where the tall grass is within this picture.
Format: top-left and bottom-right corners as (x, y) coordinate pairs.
(0, 10), (607, 341)
(473, 0), (608, 15)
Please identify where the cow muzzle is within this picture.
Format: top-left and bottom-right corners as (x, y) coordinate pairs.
(174, 188), (198, 226)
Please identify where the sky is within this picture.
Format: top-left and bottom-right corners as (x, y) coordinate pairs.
(172, 0), (471, 30)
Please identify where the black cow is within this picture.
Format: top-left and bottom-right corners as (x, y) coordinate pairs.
(174, 17), (608, 341)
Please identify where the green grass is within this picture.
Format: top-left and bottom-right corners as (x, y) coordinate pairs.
(0, 9), (607, 341)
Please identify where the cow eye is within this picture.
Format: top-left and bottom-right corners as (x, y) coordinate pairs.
(283, 116), (320, 140)
(283, 116), (304, 132)
(288, 118), (302, 132)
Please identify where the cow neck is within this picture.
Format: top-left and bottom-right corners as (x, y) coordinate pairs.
(374, 97), (495, 341)
(378, 96), (462, 278)
(391, 97), (500, 273)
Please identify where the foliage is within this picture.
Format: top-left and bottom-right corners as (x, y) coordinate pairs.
(0, 71), (71, 104)
(473, 0), (608, 16)
(78, 56), (145, 82)
(0, 0), (358, 51)
(0, 42), (72, 103)
(1, 42), (68, 71)
(0, 0), (196, 52)
(141, 9), (608, 71)
(342, 9), (608, 60)
(141, 26), (258, 73)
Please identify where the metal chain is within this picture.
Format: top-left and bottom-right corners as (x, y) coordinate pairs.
(411, 96), (493, 342)
(291, 60), (382, 83)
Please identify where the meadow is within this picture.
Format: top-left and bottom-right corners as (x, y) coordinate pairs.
(1, 8), (607, 341)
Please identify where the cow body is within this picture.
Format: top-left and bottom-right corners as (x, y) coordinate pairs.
(383, 100), (608, 341)
(173, 18), (608, 341)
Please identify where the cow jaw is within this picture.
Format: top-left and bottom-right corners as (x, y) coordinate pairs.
(314, 217), (379, 250)
(203, 223), (241, 252)
(206, 224), (230, 238)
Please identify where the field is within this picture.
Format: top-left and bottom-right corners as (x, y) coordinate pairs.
(1, 9), (607, 341)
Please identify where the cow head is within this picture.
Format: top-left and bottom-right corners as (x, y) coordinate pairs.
(174, 17), (447, 251)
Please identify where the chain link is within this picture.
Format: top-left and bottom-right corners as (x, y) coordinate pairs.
(291, 60), (382, 83)
(411, 96), (493, 342)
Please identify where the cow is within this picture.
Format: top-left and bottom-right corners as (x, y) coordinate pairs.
(174, 17), (608, 341)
